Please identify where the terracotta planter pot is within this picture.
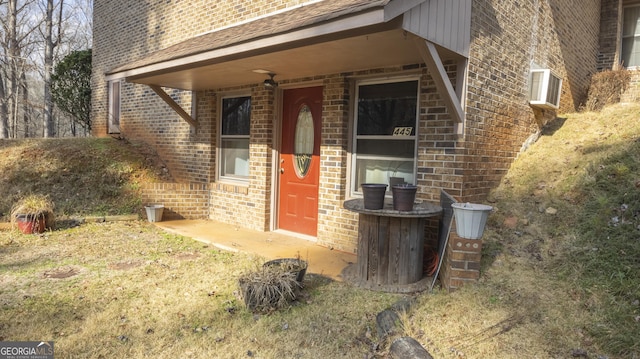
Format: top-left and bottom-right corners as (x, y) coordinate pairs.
(15, 214), (46, 234)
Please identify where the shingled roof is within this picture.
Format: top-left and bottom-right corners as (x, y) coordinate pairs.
(109, 0), (392, 74)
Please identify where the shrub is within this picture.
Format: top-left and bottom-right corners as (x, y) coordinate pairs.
(238, 263), (303, 313)
(584, 68), (631, 111)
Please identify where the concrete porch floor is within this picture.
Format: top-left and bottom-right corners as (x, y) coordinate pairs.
(153, 219), (356, 281)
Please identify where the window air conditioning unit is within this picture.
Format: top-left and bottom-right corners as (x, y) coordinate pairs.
(529, 69), (562, 109)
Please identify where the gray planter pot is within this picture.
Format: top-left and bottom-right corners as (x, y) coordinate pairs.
(145, 205), (164, 222)
(361, 183), (387, 210)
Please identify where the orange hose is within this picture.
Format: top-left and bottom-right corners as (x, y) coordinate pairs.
(423, 247), (439, 277)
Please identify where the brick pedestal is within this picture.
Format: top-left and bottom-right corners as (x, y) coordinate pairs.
(440, 221), (483, 292)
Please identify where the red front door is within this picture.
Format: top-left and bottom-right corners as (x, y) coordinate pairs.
(278, 87), (322, 236)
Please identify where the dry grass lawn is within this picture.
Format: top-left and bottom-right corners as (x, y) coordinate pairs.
(0, 222), (400, 358)
(1, 103), (639, 358)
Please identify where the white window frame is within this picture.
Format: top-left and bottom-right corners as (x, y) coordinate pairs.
(350, 76), (420, 197)
(218, 93), (251, 183)
(108, 80), (121, 134)
(622, 4), (640, 68)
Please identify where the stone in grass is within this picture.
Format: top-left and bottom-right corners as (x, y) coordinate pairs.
(389, 337), (433, 359)
(377, 297), (415, 338)
(376, 309), (400, 338)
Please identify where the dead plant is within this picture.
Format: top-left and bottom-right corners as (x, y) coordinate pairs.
(238, 263), (302, 313)
(584, 68), (631, 111)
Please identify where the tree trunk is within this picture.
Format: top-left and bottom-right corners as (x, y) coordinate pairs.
(43, 0), (63, 138)
(0, 74), (9, 138)
(21, 72), (30, 138)
(8, 0), (19, 138)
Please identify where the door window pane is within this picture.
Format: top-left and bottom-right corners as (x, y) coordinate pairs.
(294, 105), (314, 178)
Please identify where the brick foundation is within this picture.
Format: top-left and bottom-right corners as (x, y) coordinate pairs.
(439, 221), (483, 292)
(141, 182), (209, 220)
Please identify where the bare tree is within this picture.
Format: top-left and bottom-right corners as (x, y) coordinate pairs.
(42, 0), (63, 137)
(0, 0), (91, 138)
(1, 0), (39, 138)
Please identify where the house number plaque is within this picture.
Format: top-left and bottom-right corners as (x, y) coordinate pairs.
(392, 127), (413, 136)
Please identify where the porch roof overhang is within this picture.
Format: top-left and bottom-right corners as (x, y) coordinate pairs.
(106, 0), (470, 123)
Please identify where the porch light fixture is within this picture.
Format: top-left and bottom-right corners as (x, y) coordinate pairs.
(263, 73), (278, 88)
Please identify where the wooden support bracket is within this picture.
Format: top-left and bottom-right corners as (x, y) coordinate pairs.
(149, 85), (197, 128)
(415, 39), (466, 128)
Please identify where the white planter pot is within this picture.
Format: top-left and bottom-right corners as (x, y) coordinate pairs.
(451, 203), (493, 239)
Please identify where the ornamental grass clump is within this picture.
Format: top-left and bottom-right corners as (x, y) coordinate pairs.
(10, 193), (55, 230)
(238, 263), (303, 313)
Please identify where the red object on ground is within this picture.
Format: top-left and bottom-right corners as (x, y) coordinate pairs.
(16, 216), (46, 234)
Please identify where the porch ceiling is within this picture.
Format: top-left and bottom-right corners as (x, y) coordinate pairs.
(105, 0), (469, 91)
(126, 27), (430, 91)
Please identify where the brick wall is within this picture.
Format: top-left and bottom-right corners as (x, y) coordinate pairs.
(598, 0), (622, 70)
(461, 0), (601, 203)
(141, 182), (209, 219)
(420, 62), (464, 201)
(317, 75), (355, 251)
(621, 69), (640, 102)
(598, 1), (640, 101)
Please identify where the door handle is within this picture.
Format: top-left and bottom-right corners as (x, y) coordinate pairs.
(280, 168), (285, 174)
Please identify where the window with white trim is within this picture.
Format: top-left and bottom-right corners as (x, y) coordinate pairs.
(351, 78), (419, 195)
(108, 80), (121, 134)
(219, 95), (251, 181)
(622, 4), (640, 68)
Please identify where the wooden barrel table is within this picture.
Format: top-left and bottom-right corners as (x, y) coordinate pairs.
(343, 198), (443, 289)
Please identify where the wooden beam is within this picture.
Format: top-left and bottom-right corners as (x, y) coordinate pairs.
(414, 39), (465, 125)
(454, 57), (468, 136)
(149, 85), (197, 127)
